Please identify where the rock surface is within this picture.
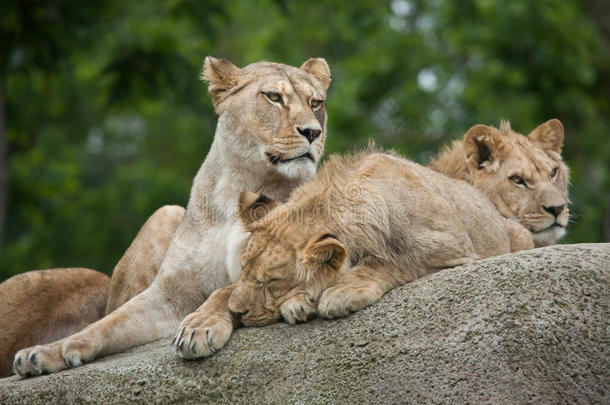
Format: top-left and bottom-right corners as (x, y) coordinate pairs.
(0, 243), (608, 404)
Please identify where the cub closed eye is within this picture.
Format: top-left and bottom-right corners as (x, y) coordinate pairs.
(264, 92), (284, 105)
(310, 99), (324, 110)
(509, 174), (526, 186)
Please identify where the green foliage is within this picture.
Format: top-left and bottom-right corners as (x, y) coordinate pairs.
(1, 0), (608, 280)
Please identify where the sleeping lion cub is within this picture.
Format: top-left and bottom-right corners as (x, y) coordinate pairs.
(13, 56), (331, 376)
(172, 119), (570, 357)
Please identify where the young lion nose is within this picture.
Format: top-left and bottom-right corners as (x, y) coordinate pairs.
(228, 294), (248, 315)
(543, 204), (565, 218)
(297, 126), (322, 144)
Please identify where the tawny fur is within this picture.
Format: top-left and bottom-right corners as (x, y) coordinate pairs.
(173, 148), (534, 357)
(429, 119), (570, 247)
(106, 205), (185, 313)
(0, 268), (109, 377)
(13, 56), (331, 376)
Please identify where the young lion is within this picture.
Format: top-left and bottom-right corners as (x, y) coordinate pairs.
(429, 119), (570, 247)
(172, 148), (534, 357)
(13, 56), (331, 376)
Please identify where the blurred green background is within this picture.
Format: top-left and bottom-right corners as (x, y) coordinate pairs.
(1, 0), (609, 281)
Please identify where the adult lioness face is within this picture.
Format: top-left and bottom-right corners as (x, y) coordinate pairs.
(464, 119), (570, 246)
(204, 57), (331, 181)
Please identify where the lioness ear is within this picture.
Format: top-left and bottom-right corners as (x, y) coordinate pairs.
(300, 232), (346, 282)
(528, 118), (564, 154)
(238, 191), (277, 226)
(463, 124), (502, 171)
(300, 58), (331, 91)
(202, 56), (240, 111)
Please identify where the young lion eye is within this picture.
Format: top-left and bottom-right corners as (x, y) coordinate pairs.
(550, 167), (559, 179)
(509, 174), (526, 187)
(264, 92), (284, 105)
(310, 99), (324, 111)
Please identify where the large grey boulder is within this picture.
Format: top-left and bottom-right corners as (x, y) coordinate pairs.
(0, 243), (608, 404)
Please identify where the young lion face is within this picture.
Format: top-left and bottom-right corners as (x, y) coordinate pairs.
(228, 230), (345, 327)
(227, 193), (346, 326)
(204, 57), (331, 182)
(464, 119), (570, 246)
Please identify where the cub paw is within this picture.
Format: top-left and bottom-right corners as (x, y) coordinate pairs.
(279, 294), (317, 325)
(172, 313), (233, 359)
(318, 284), (383, 319)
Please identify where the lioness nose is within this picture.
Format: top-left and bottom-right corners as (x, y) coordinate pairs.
(543, 204), (565, 218)
(297, 126), (322, 144)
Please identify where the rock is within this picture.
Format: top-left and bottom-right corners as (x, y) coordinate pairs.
(0, 243), (608, 404)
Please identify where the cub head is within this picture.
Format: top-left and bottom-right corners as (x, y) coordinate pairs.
(203, 56), (331, 181)
(227, 192), (346, 326)
(463, 119), (570, 246)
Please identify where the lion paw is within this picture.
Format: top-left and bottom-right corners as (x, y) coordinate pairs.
(279, 294), (317, 324)
(318, 284), (383, 319)
(172, 313), (233, 359)
(13, 336), (99, 377)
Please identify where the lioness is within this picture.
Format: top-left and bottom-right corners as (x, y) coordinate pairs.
(429, 119), (570, 247)
(13, 56), (331, 376)
(171, 147), (535, 357)
(0, 268), (109, 377)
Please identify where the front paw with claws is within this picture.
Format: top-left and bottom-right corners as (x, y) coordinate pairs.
(13, 344), (66, 377)
(172, 312), (233, 359)
(13, 336), (94, 377)
(279, 294), (317, 325)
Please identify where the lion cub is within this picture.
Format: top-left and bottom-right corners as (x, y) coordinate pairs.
(172, 148), (532, 356)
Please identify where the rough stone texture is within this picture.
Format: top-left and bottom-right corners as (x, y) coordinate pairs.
(0, 243), (608, 404)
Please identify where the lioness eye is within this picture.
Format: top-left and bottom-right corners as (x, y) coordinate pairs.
(264, 92), (283, 105)
(550, 167), (559, 179)
(310, 99), (323, 110)
(509, 175), (526, 186)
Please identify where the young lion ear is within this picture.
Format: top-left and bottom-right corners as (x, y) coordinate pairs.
(300, 58), (331, 91)
(528, 118), (564, 154)
(463, 124), (502, 171)
(300, 232), (346, 282)
(202, 56), (240, 111)
(238, 191), (277, 226)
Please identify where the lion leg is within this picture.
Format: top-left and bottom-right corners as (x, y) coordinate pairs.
(504, 218), (535, 252)
(13, 281), (189, 377)
(106, 205), (185, 313)
(318, 263), (407, 319)
(173, 285), (240, 359)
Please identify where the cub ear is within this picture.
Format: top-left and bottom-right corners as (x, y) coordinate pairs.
(299, 232), (346, 282)
(300, 58), (331, 91)
(463, 124), (503, 171)
(238, 191), (277, 226)
(202, 56), (240, 111)
(528, 118), (564, 154)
